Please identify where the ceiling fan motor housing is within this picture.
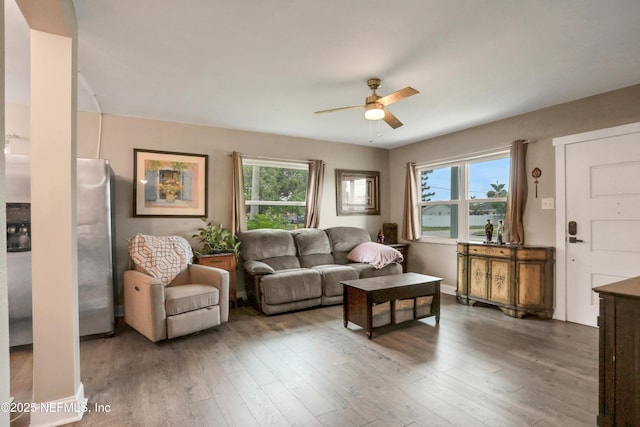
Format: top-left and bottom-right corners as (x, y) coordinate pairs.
(367, 78), (382, 91)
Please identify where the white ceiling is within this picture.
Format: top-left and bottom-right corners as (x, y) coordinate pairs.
(6, 0), (640, 149)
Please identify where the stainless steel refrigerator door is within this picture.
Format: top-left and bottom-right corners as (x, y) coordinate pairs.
(6, 155), (33, 346)
(76, 158), (116, 337)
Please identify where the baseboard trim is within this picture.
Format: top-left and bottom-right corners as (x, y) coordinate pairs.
(441, 284), (456, 296)
(29, 382), (87, 427)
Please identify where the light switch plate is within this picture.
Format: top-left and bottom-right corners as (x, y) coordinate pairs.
(541, 197), (554, 210)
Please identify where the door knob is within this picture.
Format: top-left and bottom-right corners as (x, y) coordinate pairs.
(569, 236), (583, 243)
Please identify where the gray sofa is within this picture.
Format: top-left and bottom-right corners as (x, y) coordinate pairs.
(238, 226), (402, 315)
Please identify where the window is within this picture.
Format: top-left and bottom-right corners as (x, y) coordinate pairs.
(416, 152), (510, 242)
(243, 158), (309, 230)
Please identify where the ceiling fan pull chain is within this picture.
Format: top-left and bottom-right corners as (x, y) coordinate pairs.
(369, 120), (373, 143)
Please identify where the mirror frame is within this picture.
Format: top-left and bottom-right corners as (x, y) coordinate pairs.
(335, 169), (380, 216)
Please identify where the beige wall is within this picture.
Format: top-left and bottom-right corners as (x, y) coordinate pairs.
(5, 105), (391, 299)
(389, 84), (640, 289)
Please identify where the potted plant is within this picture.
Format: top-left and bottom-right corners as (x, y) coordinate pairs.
(192, 218), (240, 256)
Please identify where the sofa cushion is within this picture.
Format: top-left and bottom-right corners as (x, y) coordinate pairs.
(312, 264), (359, 297)
(260, 268), (322, 305)
(293, 228), (331, 255)
(298, 253), (335, 268)
(355, 262), (403, 278)
(325, 226), (372, 264)
(238, 229), (297, 261)
(262, 255), (301, 271)
(293, 228), (335, 267)
(347, 242), (404, 269)
(165, 284), (219, 316)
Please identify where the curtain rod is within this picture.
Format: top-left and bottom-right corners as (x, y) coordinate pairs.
(410, 139), (537, 167)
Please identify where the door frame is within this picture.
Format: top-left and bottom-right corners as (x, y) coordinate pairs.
(553, 121), (640, 321)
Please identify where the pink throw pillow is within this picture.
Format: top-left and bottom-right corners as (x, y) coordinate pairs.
(347, 242), (403, 269)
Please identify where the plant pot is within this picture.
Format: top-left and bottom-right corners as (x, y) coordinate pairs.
(165, 193), (176, 202)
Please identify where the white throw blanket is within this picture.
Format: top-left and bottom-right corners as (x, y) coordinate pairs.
(128, 233), (193, 285)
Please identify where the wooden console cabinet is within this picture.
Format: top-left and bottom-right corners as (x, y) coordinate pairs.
(456, 242), (554, 319)
(195, 253), (237, 308)
(594, 277), (640, 426)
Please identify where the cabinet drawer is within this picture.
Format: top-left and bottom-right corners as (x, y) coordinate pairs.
(516, 248), (549, 261)
(468, 245), (513, 258)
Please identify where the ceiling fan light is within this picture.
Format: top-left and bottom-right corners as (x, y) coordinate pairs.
(365, 104), (385, 120)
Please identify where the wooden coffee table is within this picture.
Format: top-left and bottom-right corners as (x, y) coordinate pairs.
(342, 272), (442, 339)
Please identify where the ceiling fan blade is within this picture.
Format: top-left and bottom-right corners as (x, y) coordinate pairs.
(382, 110), (403, 129)
(314, 105), (364, 114)
(378, 87), (419, 106)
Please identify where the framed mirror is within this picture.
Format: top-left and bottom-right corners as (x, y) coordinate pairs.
(336, 169), (380, 215)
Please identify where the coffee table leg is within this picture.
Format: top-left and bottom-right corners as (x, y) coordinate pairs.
(367, 297), (373, 339)
(434, 281), (441, 324)
(343, 284), (348, 328)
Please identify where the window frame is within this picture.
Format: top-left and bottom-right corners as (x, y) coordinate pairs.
(242, 157), (309, 229)
(415, 150), (510, 244)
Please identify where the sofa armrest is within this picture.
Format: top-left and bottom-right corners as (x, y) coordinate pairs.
(243, 260), (275, 275)
(187, 264), (230, 323)
(242, 261), (274, 308)
(124, 270), (167, 342)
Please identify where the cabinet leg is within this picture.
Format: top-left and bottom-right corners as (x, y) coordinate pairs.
(456, 295), (470, 305)
(499, 307), (517, 317)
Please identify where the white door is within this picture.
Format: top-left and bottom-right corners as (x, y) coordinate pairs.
(564, 127), (640, 326)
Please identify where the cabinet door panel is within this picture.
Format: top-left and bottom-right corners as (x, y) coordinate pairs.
(457, 254), (468, 295)
(469, 257), (488, 298)
(615, 298), (640, 426)
(517, 262), (543, 305)
(489, 259), (511, 304)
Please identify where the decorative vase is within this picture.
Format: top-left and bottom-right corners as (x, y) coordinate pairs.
(165, 193), (176, 202)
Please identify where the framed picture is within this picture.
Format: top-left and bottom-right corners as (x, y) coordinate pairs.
(335, 169), (380, 216)
(133, 149), (208, 217)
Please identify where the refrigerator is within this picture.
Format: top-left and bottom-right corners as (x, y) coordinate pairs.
(6, 154), (117, 347)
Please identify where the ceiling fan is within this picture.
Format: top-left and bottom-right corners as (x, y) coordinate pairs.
(314, 78), (419, 129)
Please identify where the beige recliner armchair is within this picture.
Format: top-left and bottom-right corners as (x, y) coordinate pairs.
(124, 234), (229, 342)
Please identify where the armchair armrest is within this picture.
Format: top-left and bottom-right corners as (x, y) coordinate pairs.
(124, 270), (167, 342)
(187, 264), (230, 322)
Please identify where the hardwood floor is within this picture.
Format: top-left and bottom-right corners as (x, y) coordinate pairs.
(9, 294), (599, 426)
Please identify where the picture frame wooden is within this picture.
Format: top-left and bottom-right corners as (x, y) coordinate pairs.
(133, 149), (208, 217)
(335, 169), (380, 216)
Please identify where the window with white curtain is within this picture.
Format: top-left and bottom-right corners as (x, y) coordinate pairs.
(243, 158), (309, 230)
(416, 152), (510, 242)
